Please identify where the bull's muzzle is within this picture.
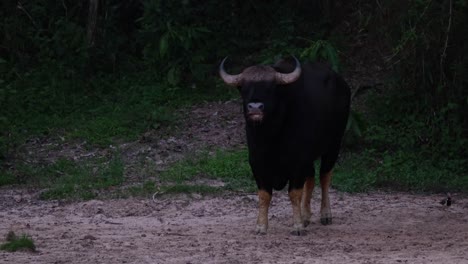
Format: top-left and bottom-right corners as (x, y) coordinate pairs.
(247, 102), (264, 122)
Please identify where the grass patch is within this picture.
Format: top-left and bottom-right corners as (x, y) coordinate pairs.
(40, 156), (124, 200)
(159, 147), (467, 195)
(159, 149), (255, 193)
(1, 231), (36, 252)
(14, 155), (124, 200)
(0, 171), (16, 186)
(334, 149), (468, 193)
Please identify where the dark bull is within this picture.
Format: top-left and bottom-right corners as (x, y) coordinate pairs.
(220, 57), (351, 235)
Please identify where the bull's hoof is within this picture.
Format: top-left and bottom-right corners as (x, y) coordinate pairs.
(320, 217), (332, 225)
(290, 224), (306, 236)
(290, 229), (307, 236)
(301, 213), (311, 227)
(255, 225), (267, 235)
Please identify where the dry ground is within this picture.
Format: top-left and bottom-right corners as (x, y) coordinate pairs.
(1, 189), (467, 264)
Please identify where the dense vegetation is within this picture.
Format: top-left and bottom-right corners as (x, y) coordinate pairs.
(1, 0), (466, 196)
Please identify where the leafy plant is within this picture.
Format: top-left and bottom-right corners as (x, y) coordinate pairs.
(139, 0), (211, 86)
(300, 40), (341, 72)
(344, 110), (367, 146)
(1, 232), (36, 252)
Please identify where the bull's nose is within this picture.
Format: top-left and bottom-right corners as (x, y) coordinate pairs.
(248, 102), (264, 110)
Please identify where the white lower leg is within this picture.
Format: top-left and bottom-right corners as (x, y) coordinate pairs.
(289, 188), (305, 235)
(320, 171), (333, 225)
(256, 190), (271, 234)
(301, 177), (314, 226)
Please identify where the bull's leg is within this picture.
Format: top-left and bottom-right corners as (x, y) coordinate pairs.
(289, 188), (306, 236)
(319, 170), (333, 225)
(301, 177), (315, 227)
(256, 189), (272, 235)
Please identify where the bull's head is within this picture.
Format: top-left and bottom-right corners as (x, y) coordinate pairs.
(219, 57), (301, 124)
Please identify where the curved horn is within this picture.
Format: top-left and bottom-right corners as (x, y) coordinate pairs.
(275, 56), (301, 85)
(219, 57), (243, 86)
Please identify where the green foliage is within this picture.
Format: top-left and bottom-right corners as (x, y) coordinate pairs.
(137, 1), (327, 85)
(139, 0), (211, 85)
(333, 0), (467, 191)
(371, 0), (467, 161)
(365, 86), (467, 167)
(344, 110), (367, 146)
(346, 84), (468, 191)
(301, 40), (341, 72)
(161, 149), (255, 193)
(1, 232), (36, 252)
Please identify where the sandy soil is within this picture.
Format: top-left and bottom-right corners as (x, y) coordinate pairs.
(1, 189), (467, 264)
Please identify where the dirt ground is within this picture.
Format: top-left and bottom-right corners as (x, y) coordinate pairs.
(1, 188), (467, 264)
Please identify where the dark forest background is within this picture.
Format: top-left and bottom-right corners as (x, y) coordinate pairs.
(1, 0), (467, 196)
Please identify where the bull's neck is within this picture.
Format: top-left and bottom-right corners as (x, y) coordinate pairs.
(246, 119), (283, 145)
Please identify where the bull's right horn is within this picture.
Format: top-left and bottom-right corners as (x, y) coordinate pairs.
(219, 57), (243, 86)
(275, 56), (301, 85)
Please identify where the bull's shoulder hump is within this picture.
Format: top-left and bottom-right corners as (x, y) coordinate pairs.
(301, 62), (335, 82)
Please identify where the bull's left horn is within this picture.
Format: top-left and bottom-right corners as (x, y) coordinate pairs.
(219, 57), (243, 86)
(275, 56), (301, 85)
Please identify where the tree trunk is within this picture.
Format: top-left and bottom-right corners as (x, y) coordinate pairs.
(87, 0), (99, 47)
